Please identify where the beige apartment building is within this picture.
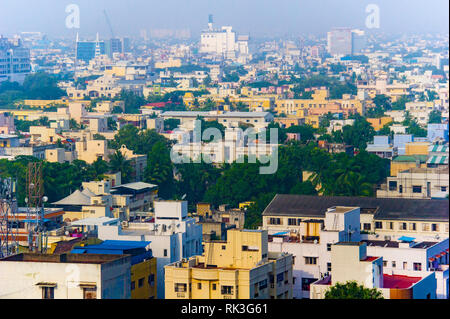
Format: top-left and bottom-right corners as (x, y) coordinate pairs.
(377, 167), (449, 199)
(164, 229), (293, 299)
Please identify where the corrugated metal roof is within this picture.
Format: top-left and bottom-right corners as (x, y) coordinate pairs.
(262, 194), (449, 222)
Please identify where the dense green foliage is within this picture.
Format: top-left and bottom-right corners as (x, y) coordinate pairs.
(324, 281), (384, 299)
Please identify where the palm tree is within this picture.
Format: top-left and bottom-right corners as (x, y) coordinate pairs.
(108, 150), (134, 183)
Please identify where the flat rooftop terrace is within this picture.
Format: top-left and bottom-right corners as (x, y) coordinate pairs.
(0, 253), (128, 264)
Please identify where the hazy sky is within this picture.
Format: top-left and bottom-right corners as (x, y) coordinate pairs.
(0, 0), (448, 38)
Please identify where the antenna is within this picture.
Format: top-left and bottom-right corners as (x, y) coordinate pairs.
(0, 177), (19, 258)
(25, 162), (47, 253)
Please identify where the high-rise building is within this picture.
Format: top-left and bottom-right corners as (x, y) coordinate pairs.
(0, 36), (31, 84)
(351, 29), (366, 55)
(199, 15), (248, 60)
(106, 38), (123, 58)
(327, 28), (353, 56)
(76, 33), (106, 63)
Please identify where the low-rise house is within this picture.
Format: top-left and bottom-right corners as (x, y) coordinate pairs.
(71, 240), (157, 299)
(310, 242), (438, 299)
(0, 253), (131, 299)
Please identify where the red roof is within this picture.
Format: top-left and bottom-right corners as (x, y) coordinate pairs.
(361, 256), (380, 262)
(145, 102), (167, 108)
(383, 274), (422, 289)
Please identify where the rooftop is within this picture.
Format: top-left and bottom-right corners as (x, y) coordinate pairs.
(383, 274), (422, 289)
(0, 253), (128, 264)
(262, 194), (449, 222)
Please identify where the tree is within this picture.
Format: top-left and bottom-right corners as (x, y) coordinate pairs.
(108, 150), (134, 183)
(428, 110), (442, 124)
(342, 115), (375, 150)
(324, 281), (384, 299)
(144, 141), (174, 199)
(107, 117), (118, 131)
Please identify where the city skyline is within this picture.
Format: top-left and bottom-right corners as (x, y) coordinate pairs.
(0, 0), (448, 38)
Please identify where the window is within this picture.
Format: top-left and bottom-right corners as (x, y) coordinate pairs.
(221, 285), (233, 295)
(327, 263), (332, 272)
(174, 283), (187, 293)
(400, 223), (407, 230)
(148, 274), (155, 287)
(269, 218), (281, 225)
(412, 186), (422, 193)
(276, 273), (284, 283)
(327, 243), (332, 251)
(383, 261), (387, 267)
(388, 181), (397, 191)
(301, 278), (317, 291)
(441, 186), (447, 192)
(432, 224), (439, 232)
(221, 245), (226, 250)
(242, 245), (248, 251)
(304, 257), (317, 265)
(288, 218), (298, 226)
(413, 263), (422, 271)
(42, 287), (54, 299)
(212, 284), (217, 290)
(83, 287), (97, 299)
(363, 223), (371, 231)
(259, 279), (268, 290)
(164, 249), (168, 257)
(138, 278), (144, 288)
(389, 222), (394, 230)
(392, 261), (396, 268)
(197, 283), (202, 290)
(409, 223), (416, 231)
(399, 185), (403, 193)
(422, 223), (430, 232)
(375, 222), (383, 229)
(403, 262), (407, 270)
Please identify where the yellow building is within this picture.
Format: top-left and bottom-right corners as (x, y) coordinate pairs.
(275, 89), (363, 117)
(366, 117), (393, 131)
(239, 201), (254, 210)
(19, 99), (69, 109)
(164, 229), (293, 299)
(390, 155), (428, 176)
(131, 257), (157, 299)
(305, 115), (322, 128)
(196, 202), (212, 217)
(405, 142), (430, 156)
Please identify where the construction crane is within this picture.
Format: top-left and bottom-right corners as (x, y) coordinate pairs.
(103, 10), (115, 39)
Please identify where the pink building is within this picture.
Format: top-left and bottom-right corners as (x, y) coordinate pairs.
(0, 112), (15, 134)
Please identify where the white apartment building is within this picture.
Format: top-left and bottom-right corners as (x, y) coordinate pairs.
(0, 37), (31, 84)
(200, 17), (249, 61)
(95, 200), (202, 299)
(266, 206), (361, 298)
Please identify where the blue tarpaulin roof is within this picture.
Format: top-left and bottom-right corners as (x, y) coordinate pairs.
(272, 231), (289, 236)
(398, 236), (415, 242)
(70, 240), (152, 265)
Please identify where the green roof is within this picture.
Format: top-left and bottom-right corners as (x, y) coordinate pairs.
(392, 155), (428, 163)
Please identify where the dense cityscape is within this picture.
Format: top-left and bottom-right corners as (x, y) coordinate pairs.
(0, 1), (448, 302)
